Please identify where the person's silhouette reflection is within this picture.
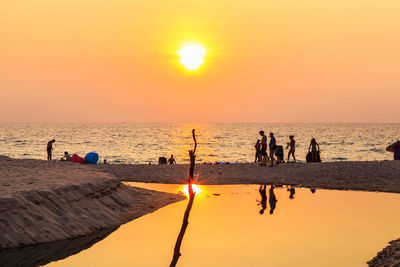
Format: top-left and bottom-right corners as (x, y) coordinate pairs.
(269, 185), (277, 214)
(311, 188), (316, 194)
(259, 185), (267, 215)
(289, 186), (295, 199)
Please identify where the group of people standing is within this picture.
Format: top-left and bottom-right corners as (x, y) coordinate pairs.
(255, 130), (321, 166)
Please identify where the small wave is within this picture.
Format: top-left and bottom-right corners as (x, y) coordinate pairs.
(332, 157), (347, 161)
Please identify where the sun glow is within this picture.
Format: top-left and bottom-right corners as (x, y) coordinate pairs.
(178, 44), (206, 71)
(182, 184), (201, 196)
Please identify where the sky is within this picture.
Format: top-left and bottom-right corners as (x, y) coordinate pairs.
(0, 0), (399, 123)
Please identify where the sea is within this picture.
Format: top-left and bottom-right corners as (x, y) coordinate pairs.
(0, 123), (399, 164)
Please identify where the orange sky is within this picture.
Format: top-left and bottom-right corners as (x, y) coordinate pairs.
(0, 0), (399, 122)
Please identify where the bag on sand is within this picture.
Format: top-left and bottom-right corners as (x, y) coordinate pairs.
(70, 154), (86, 164)
(306, 152), (321, 163)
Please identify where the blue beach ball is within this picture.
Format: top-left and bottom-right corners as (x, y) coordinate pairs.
(85, 152), (99, 164)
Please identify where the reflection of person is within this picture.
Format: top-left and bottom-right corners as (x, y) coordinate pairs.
(47, 139), (56, 161)
(289, 186), (295, 199)
(259, 185), (267, 215)
(60, 151), (71, 161)
(259, 131), (268, 166)
(386, 140), (400, 160)
(269, 185), (277, 214)
(168, 155), (176, 164)
(308, 138), (320, 162)
(287, 135), (296, 162)
(311, 188), (316, 194)
(269, 133), (276, 167)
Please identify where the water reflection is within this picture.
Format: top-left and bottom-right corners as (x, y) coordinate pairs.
(289, 186), (296, 199)
(269, 185), (277, 214)
(258, 185), (267, 215)
(41, 183), (400, 267)
(0, 227), (118, 267)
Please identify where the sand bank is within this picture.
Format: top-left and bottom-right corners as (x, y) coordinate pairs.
(0, 156), (184, 249)
(96, 160), (400, 193)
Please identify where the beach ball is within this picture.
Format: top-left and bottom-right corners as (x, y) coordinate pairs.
(85, 152), (99, 164)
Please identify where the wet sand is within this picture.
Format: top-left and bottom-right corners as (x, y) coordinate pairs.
(0, 156), (184, 249)
(96, 161), (400, 193)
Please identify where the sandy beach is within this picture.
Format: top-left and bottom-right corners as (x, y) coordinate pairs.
(0, 156), (184, 249)
(96, 161), (400, 193)
(2, 156), (400, 266)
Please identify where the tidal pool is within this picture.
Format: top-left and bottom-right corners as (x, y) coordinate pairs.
(40, 183), (400, 266)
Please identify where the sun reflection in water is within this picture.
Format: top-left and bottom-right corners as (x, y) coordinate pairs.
(181, 184), (201, 196)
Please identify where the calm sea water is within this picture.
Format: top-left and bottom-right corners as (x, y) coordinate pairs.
(0, 123), (399, 164)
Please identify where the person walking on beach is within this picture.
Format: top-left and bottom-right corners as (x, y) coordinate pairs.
(269, 132), (276, 167)
(258, 185), (267, 215)
(168, 154), (176, 164)
(47, 139), (56, 161)
(254, 140), (262, 163)
(287, 135), (296, 162)
(259, 131), (268, 166)
(386, 140), (400, 160)
(308, 138), (320, 162)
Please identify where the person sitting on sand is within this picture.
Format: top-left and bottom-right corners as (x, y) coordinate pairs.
(259, 131), (268, 166)
(269, 132), (276, 167)
(168, 154), (176, 164)
(386, 140), (400, 160)
(159, 157), (167, 164)
(258, 185), (267, 215)
(60, 151), (71, 161)
(308, 138), (320, 162)
(47, 139), (56, 161)
(286, 135), (296, 162)
(254, 140), (262, 163)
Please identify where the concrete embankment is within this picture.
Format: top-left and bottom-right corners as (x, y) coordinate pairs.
(0, 156), (184, 249)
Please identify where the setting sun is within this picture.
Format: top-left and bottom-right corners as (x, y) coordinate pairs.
(178, 44), (206, 71)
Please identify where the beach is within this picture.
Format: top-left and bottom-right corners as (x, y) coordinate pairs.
(0, 156), (184, 249)
(1, 156), (400, 266)
(96, 161), (400, 193)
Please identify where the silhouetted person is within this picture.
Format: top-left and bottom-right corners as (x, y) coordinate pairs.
(269, 185), (277, 214)
(158, 157), (167, 164)
(168, 155), (176, 164)
(386, 140), (400, 160)
(308, 138), (320, 162)
(60, 151), (71, 161)
(255, 140), (262, 163)
(288, 186), (295, 199)
(287, 135), (296, 162)
(259, 185), (267, 215)
(269, 132), (276, 167)
(259, 131), (268, 166)
(47, 139), (55, 161)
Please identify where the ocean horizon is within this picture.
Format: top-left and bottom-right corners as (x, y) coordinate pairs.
(1, 123), (399, 164)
